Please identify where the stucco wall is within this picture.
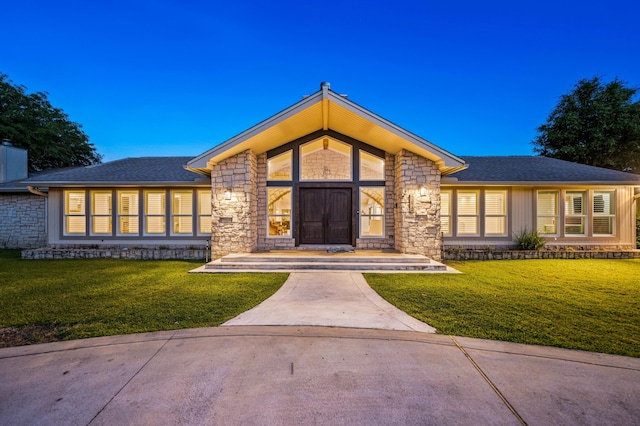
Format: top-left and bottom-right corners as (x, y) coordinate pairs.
(0, 193), (47, 248)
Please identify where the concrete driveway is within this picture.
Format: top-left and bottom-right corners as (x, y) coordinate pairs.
(1, 272), (639, 425)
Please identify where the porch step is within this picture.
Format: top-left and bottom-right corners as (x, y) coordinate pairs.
(202, 251), (449, 272)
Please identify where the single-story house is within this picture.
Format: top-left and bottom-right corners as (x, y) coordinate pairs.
(3, 82), (640, 260)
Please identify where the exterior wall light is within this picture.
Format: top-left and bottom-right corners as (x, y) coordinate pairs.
(419, 187), (428, 197)
(224, 189), (232, 200)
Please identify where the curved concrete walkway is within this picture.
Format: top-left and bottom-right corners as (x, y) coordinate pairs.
(1, 272), (639, 425)
(222, 272), (436, 332)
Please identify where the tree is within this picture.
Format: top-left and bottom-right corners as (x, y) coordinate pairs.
(0, 73), (101, 172)
(532, 76), (640, 173)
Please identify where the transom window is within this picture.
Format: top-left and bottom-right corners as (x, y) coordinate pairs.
(300, 137), (352, 181)
(267, 150), (292, 181)
(359, 150), (385, 180)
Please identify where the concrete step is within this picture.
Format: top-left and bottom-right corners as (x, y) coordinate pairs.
(204, 260), (447, 271)
(219, 253), (432, 264)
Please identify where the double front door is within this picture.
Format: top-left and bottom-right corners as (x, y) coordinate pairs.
(298, 188), (352, 245)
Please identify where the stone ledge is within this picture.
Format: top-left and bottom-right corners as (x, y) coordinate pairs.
(444, 249), (640, 261)
(22, 248), (208, 260)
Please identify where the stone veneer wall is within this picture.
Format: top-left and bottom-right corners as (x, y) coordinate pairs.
(257, 153), (296, 250)
(356, 152), (396, 250)
(0, 193), (47, 248)
(394, 150), (442, 260)
(210, 150), (258, 259)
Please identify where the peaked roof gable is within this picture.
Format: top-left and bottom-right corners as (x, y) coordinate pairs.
(187, 83), (467, 175)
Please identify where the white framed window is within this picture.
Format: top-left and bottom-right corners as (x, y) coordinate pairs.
(91, 191), (112, 235)
(267, 187), (292, 237)
(267, 150), (292, 181)
(456, 191), (479, 236)
(484, 191), (507, 236)
(593, 190), (615, 235)
(359, 187), (385, 237)
(144, 190), (166, 235)
(440, 191), (452, 236)
(117, 190), (139, 235)
(359, 150), (385, 180)
(537, 191), (559, 235)
(565, 191), (586, 235)
(197, 190), (212, 235)
(64, 190), (86, 235)
(171, 190), (193, 235)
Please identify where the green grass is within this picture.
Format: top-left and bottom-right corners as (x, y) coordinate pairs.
(0, 250), (287, 345)
(365, 259), (640, 358)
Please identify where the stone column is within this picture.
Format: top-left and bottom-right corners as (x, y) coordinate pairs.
(210, 150), (258, 259)
(394, 150), (442, 260)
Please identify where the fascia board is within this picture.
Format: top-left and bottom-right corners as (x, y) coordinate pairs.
(326, 91), (467, 169)
(188, 91), (324, 170)
(440, 181), (640, 186)
(23, 181), (211, 187)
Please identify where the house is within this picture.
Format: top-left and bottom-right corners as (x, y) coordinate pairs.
(4, 82), (640, 260)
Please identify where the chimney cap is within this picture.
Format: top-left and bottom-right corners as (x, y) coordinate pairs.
(320, 82), (330, 89)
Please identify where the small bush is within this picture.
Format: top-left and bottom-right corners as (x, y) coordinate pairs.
(515, 228), (546, 250)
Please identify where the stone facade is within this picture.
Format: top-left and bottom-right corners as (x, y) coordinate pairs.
(393, 150), (442, 260)
(210, 150), (258, 259)
(444, 248), (640, 261)
(0, 193), (47, 248)
(22, 247), (207, 260)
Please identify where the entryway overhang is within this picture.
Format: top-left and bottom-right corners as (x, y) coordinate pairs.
(186, 83), (468, 176)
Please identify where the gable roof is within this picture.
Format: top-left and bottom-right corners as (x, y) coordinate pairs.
(187, 82), (467, 176)
(22, 157), (209, 187)
(444, 156), (640, 185)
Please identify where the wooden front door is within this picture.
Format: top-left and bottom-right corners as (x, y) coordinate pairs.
(299, 188), (352, 245)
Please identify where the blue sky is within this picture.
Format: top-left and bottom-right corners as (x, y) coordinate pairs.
(3, 0), (639, 162)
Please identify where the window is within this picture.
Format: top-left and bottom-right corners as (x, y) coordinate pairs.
(565, 191), (586, 235)
(360, 188), (385, 237)
(64, 190), (86, 235)
(537, 191), (559, 235)
(300, 137), (352, 181)
(593, 190), (615, 235)
(485, 191), (507, 236)
(197, 190), (212, 235)
(267, 150), (292, 181)
(267, 188), (291, 236)
(118, 191), (139, 235)
(91, 191), (112, 235)
(172, 191), (193, 235)
(457, 191), (479, 235)
(359, 150), (385, 180)
(145, 191), (166, 235)
(441, 191), (451, 236)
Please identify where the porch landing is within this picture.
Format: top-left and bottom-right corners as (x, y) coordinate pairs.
(192, 249), (458, 273)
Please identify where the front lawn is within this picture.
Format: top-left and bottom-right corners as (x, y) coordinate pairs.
(0, 250), (287, 347)
(365, 259), (640, 358)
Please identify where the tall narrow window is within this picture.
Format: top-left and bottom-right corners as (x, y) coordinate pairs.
(593, 190), (615, 235)
(360, 188), (385, 237)
(118, 190), (139, 235)
(484, 191), (507, 236)
(565, 191), (586, 235)
(359, 150), (385, 180)
(172, 191), (193, 235)
(267, 150), (292, 181)
(457, 191), (479, 235)
(91, 191), (112, 235)
(537, 191), (558, 235)
(64, 190), (86, 235)
(441, 191), (452, 236)
(267, 188), (292, 236)
(197, 190), (212, 235)
(145, 191), (166, 235)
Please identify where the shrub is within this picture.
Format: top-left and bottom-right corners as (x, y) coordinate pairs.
(515, 228), (546, 250)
